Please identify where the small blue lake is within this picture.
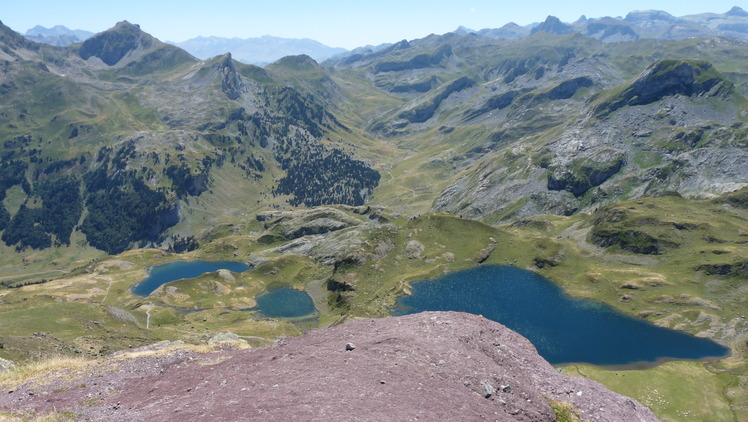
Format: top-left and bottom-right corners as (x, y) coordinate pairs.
(131, 260), (251, 296)
(249, 282), (318, 320)
(393, 265), (729, 366)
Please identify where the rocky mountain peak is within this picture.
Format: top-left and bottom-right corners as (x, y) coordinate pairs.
(624, 10), (676, 23)
(213, 52), (243, 100)
(78, 20), (156, 65)
(272, 53), (320, 69)
(531, 15), (574, 35)
(727, 6), (748, 17)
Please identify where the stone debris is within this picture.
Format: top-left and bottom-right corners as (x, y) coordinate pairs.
(0, 312), (659, 421)
(406, 240), (425, 259)
(482, 381), (495, 398)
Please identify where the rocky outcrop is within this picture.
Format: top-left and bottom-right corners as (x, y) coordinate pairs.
(399, 76), (475, 123)
(387, 75), (438, 93)
(588, 207), (680, 255)
(252, 207), (392, 265)
(257, 207), (363, 240)
(595, 59), (733, 117)
(0, 312), (658, 421)
(546, 77), (594, 100)
(405, 239), (425, 259)
(547, 149), (625, 197)
(464, 89), (529, 120)
(373, 44), (452, 73)
(696, 262), (748, 276)
(213, 53), (243, 100)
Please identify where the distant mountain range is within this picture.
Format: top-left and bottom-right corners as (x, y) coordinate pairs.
(21, 26), (348, 65)
(169, 35), (347, 66)
(455, 6), (748, 42)
(24, 25), (93, 46)
(22, 6), (748, 64)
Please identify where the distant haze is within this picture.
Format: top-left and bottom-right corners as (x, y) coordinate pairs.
(170, 36), (348, 66)
(2, 0), (745, 50)
(24, 25), (93, 46)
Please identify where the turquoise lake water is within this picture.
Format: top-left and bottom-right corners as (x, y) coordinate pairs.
(251, 282), (318, 319)
(131, 262), (317, 319)
(130, 260), (251, 296)
(393, 265), (729, 366)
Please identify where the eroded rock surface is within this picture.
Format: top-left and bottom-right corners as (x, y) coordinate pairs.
(0, 312), (657, 421)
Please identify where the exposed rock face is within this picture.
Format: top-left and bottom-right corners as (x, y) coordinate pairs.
(465, 89), (529, 120)
(432, 56), (745, 223)
(215, 53), (243, 100)
(388, 75), (438, 93)
(547, 149), (625, 197)
(595, 59), (733, 116)
(78, 21), (153, 66)
(406, 239), (425, 259)
(258, 207), (363, 240)
(583, 20), (640, 42)
(0, 312), (658, 421)
(373, 44), (452, 73)
(399, 76), (476, 123)
(252, 207), (395, 265)
(0, 21), (40, 54)
(531, 16), (574, 35)
(624, 10), (676, 24)
(546, 76), (593, 100)
(727, 6), (748, 17)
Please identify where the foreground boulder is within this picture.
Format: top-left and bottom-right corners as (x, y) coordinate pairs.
(0, 312), (658, 421)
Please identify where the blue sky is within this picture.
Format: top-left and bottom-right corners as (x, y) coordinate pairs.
(1, 1), (744, 49)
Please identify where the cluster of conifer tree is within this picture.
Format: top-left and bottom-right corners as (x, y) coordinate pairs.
(80, 165), (175, 254)
(1, 175), (82, 250)
(274, 147), (379, 206)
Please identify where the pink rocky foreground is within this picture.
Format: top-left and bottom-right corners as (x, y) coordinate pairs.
(0, 312), (658, 421)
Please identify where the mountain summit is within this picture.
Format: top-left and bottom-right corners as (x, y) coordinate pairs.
(726, 6), (748, 17)
(531, 16), (574, 35)
(78, 21), (160, 65)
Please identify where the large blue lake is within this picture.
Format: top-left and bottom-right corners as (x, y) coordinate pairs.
(131, 260), (251, 296)
(393, 265), (729, 366)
